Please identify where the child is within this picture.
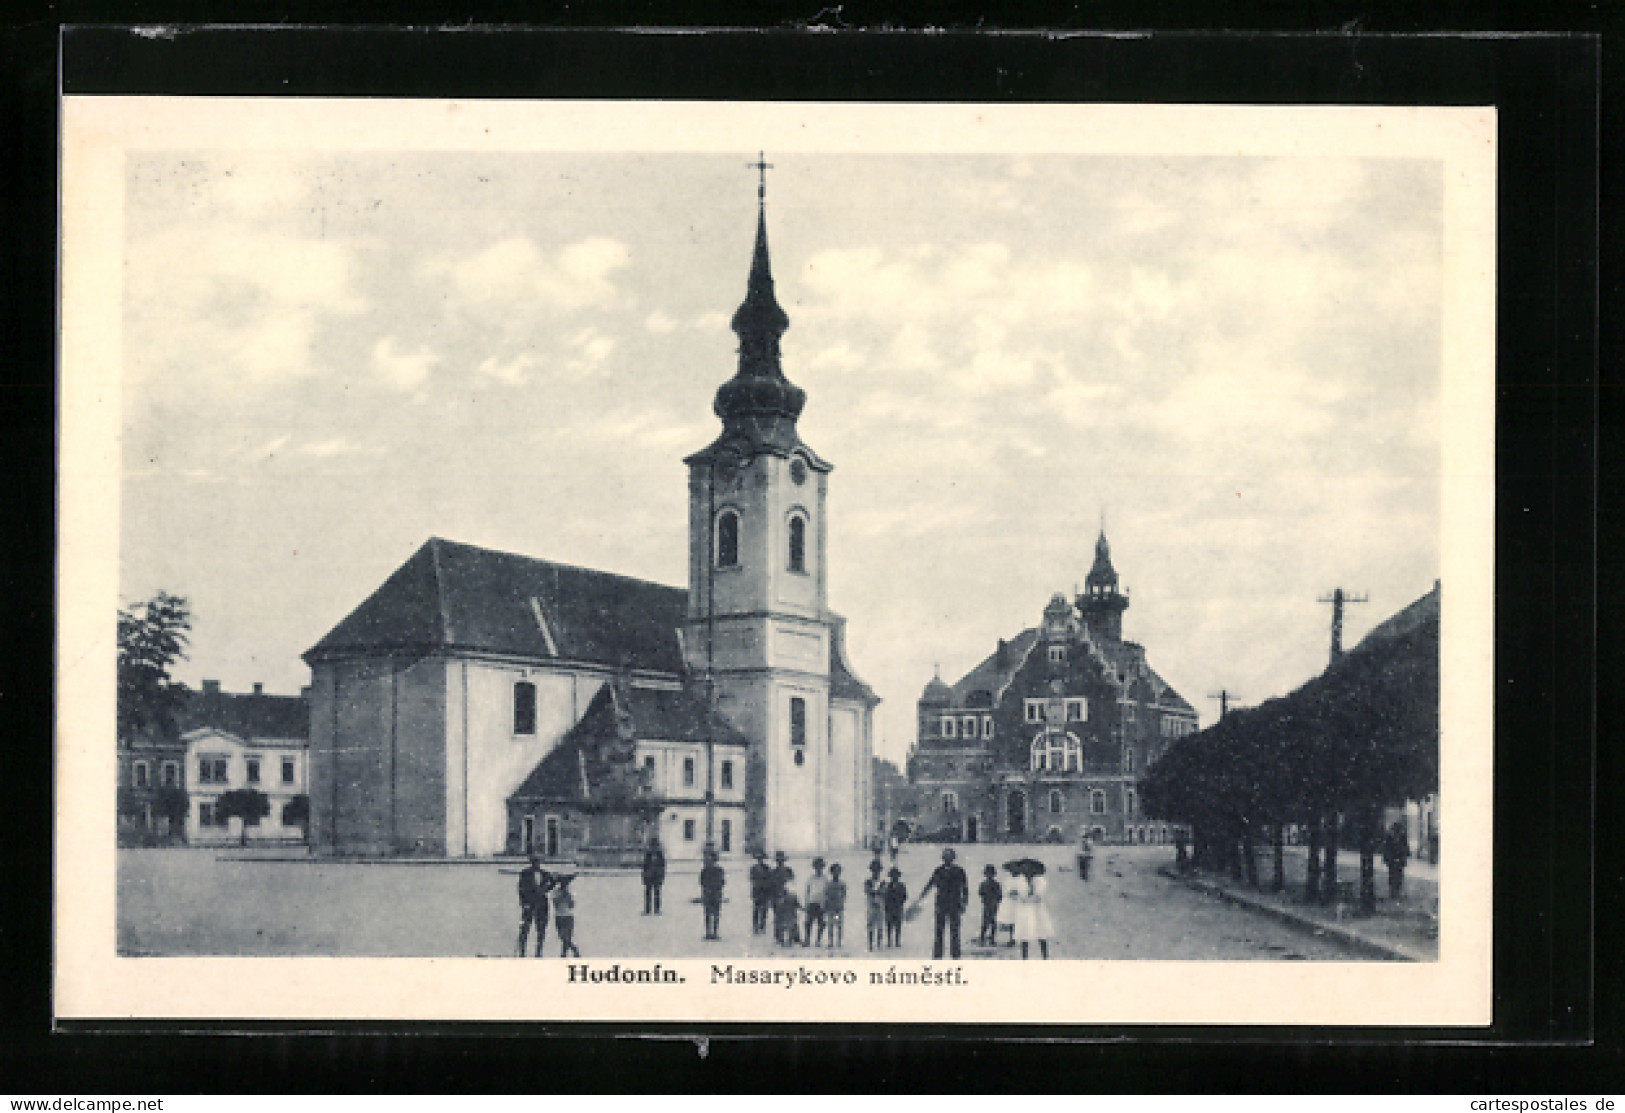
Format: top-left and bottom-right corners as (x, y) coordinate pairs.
(824, 863), (847, 950)
(863, 860), (887, 951)
(773, 867), (800, 946)
(882, 866), (908, 948)
(977, 864), (1002, 946)
(553, 874), (581, 958)
(803, 857), (828, 947)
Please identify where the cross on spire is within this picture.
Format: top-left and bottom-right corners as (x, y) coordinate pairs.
(748, 151), (773, 203)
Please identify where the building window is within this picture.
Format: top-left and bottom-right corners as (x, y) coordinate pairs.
(787, 513), (807, 573)
(1124, 748), (1135, 773)
(715, 509), (740, 569)
(720, 760), (734, 791)
(720, 818), (732, 853)
(281, 802), (299, 825)
(161, 761), (179, 788)
(1029, 732), (1082, 773)
(643, 755), (657, 777)
(942, 791), (958, 813)
(1126, 789), (1138, 817)
(513, 681), (537, 735)
(281, 757), (295, 784)
(1024, 700), (1045, 723)
(1049, 789), (1064, 814)
(199, 756), (228, 785)
(1091, 790), (1107, 815)
(246, 758), (260, 784)
(132, 761), (149, 789)
(961, 715), (977, 738)
(790, 697), (807, 749)
(940, 715), (957, 739)
(1049, 645), (1066, 663)
(683, 818), (696, 841)
(682, 756), (696, 787)
(1066, 698), (1087, 721)
(982, 716), (995, 740)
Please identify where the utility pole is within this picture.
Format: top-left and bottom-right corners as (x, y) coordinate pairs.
(1207, 689), (1240, 720)
(1317, 588), (1369, 666)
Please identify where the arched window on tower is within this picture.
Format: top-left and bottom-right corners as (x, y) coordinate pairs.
(787, 512), (807, 573)
(715, 509), (740, 569)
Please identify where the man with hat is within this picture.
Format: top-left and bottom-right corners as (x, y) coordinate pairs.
(748, 850), (773, 934)
(917, 847), (970, 960)
(699, 847), (726, 940)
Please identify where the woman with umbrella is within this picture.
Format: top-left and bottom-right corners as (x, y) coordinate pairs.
(1004, 857), (1053, 960)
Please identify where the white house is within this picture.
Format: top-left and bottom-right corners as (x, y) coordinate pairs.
(184, 727), (310, 845)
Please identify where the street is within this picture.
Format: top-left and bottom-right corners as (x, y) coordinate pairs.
(118, 842), (1365, 960)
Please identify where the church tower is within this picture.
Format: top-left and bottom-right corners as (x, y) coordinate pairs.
(1076, 531), (1129, 643)
(683, 165), (844, 855)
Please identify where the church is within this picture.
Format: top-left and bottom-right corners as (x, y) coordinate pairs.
(907, 533), (1197, 845)
(303, 183), (878, 861)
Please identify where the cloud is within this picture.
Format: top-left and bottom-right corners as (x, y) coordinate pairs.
(476, 351), (536, 385)
(125, 224), (367, 386)
(644, 310), (679, 334)
(564, 327), (615, 377)
(432, 234), (630, 312)
(371, 336), (439, 392)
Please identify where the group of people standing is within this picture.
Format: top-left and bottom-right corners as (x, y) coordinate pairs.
(515, 839), (1057, 959)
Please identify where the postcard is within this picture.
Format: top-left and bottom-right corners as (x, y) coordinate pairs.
(58, 97), (1494, 1024)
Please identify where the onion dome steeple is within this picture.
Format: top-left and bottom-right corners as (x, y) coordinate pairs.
(690, 153), (825, 467)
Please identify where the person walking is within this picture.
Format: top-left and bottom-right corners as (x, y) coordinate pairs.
(699, 847), (726, 940)
(803, 857), (829, 947)
(1382, 821), (1410, 900)
(916, 847), (970, 960)
(1077, 831), (1094, 881)
(882, 866), (907, 948)
(824, 864), (848, 950)
(1012, 872), (1053, 960)
(863, 859), (887, 951)
(515, 853), (552, 957)
(641, 838), (667, 915)
(553, 874), (581, 958)
(976, 864), (1002, 946)
(748, 851), (773, 934)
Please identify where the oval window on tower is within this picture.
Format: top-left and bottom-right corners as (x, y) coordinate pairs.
(715, 509), (740, 569)
(787, 512), (807, 573)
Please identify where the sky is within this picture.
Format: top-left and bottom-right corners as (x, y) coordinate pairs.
(119, 146), (1443, 764)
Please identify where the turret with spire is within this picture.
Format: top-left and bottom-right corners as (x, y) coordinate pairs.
(1076, 530), (1129, 642)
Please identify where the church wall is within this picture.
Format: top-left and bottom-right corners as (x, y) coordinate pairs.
(828, 701), (860, 849)
(458, 660), (599, 858)
(768, 677), (827, 853)
(308, 656), (446, 856)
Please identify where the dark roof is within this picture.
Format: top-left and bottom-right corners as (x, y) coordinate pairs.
(829, 614), (879, 705)
(943, 624), (1195, 714)
(178, 688), (308, 741)
(948, 629), (1041, 704)
(305, 537), (687, 673)
(509, 682), (747, 806)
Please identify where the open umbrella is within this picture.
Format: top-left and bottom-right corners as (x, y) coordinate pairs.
(1003, 857), (1046, 877)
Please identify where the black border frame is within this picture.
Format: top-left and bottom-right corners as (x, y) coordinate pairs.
(2, 11), (1611, 1093)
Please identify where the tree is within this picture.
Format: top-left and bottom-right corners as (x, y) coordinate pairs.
(117, 591), (192, 741)
(282, 793), (310, 838)
(215, 788), (271, 846)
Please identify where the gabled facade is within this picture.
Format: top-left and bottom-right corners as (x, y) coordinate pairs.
(909, 533), (1197, 845)
(184, 725), (310, 845)
(303, 183), (877, 860)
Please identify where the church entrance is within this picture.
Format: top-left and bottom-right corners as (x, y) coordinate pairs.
(1007, 791), (1027, 839)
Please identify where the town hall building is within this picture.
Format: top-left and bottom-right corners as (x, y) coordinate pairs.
(303, 181), (878, 861)
(907, 533), (1198, 845)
